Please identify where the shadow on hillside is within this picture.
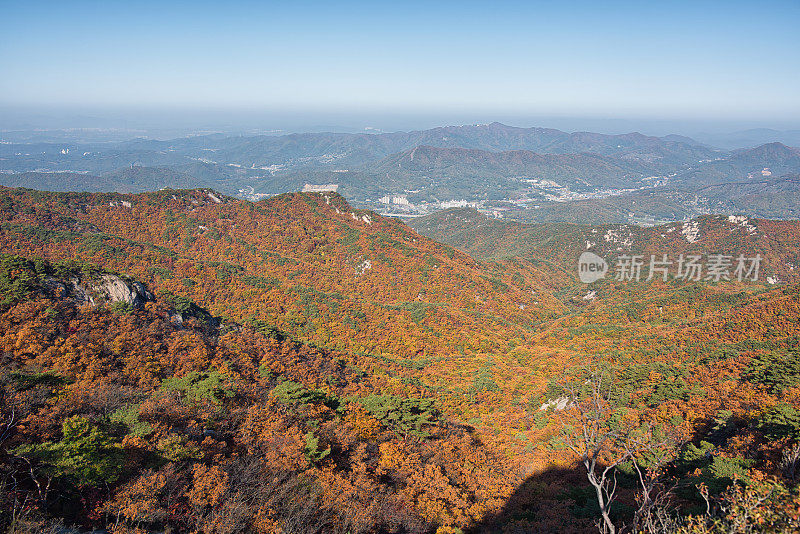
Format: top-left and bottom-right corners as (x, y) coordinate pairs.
(465, 465), (596, 534)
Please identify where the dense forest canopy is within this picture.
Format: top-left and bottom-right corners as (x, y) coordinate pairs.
(1, 188), (799, 533)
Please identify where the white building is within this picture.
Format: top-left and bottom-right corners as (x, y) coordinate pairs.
(379, 194), (410, 205)
(439, 200), (477, 209)
(302, 183), (339, 193)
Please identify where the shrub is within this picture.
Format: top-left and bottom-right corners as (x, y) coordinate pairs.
(678, 440), (753, 495)
(745, 349), (800, 393)
(12, 416), (124, 485)
(356, 394), (439, 439)
(759, 403), (800, 440)
(157, 434), (202, 461)
(161, 370), (236, 406)
(109, 301), (134, 314)
(303, 431), (331, 464)
(109, 404), (153, 437)
(271, 380), (338, 410)
(471, 366), (500, 393)
(8, 370), (67, 391)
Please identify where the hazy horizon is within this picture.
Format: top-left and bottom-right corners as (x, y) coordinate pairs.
(3, 105), (800, 141)
(2, 0), (799, 133)
(3, 4), (800, 533)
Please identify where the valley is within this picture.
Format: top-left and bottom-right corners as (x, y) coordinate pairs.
(4, 2), (799, 531)
(2, 186), (800, 532)
(4, 124), (800, 226)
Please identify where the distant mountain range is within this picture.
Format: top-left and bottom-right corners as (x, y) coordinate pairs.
(1, 121), (716, 170)
(694, 128), (800, 150)
(366, 144), (653, 191)
(2, 122), (800, 224)
(676, 142), (800, 187)
(133, 122), (715, 167)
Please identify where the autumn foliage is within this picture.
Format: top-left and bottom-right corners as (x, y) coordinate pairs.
(1, 188), (800, 533)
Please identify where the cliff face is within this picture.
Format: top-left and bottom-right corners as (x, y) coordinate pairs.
(42, 273), (153, 308)
(88, 274), (153, 307)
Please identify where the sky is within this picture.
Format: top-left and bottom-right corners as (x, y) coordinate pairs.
(1, 0), (799, 131)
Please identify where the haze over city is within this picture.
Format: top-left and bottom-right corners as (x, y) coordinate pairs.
(2, 0), (799, 136)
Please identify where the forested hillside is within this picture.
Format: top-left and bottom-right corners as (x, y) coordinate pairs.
(0, 188), (566, 356)
(0, 254), (518, 532)
(2, 188), (800, 533)
(410, 207), (800, 287)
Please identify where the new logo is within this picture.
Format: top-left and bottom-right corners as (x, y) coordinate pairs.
(578, 252), (608, 283)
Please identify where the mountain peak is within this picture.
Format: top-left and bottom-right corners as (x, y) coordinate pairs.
(740, 142), (798, 158)
(754, 141), (792, 150)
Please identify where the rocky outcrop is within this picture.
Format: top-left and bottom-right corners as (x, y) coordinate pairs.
(539, 396), (571, 411)
(92, 274), (153, 307)
(44, 274), (154, 308)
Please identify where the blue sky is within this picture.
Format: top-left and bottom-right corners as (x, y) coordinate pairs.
(1, 0), (799, 121)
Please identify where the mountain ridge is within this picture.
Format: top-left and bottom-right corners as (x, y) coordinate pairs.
(3, 185), (800, 531)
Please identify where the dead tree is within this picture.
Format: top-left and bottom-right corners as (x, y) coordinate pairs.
(559, 370), (624, 534)
(558, 368), (681, 534)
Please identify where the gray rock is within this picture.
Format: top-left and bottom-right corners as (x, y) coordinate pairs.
(93, 274), (153, 307)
